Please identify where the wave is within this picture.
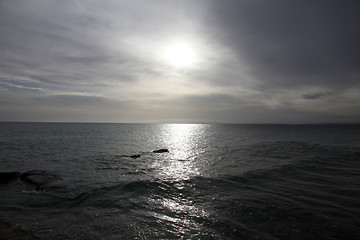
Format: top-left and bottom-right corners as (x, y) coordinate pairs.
(66, 147), (360, 239)
(1, 138), (360, 239)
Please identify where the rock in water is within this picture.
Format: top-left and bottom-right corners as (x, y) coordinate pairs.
(152, 148), (169, 153)
(20, 170), (63, 191)
(121, 154), (141, 159)
(0, 172), (21, 184)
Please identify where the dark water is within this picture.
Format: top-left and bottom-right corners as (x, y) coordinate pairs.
(0, 123), (360, 239)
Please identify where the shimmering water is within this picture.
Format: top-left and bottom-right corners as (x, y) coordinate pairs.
(1, 123), (360, 239)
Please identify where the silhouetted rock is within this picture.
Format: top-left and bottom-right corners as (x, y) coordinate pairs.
(121, 154), (141, 159)
(0, 172), (21, 184)
(20, 170), (63, 191)
(153, 148), (169, 153)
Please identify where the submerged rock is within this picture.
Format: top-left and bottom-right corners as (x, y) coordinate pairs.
(0, 172), (21, 184)
(20, 170), (63, 191)
(152, 148), (169, 153)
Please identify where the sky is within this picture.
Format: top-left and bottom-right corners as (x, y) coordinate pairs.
(0, 0), (359, 123)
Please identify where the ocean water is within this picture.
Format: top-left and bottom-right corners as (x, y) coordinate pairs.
(0, 123), (360, 239)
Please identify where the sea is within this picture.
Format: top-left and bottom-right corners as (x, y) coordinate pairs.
(0, 123), (360, 240)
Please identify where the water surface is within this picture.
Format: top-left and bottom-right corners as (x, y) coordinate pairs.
(1, 123), (360, 239)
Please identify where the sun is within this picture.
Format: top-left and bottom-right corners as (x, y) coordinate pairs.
(165, 42), (196, 68)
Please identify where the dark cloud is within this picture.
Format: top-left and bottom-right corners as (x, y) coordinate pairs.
(0, 93), (141, 122)
(207, 0), (360, 89)
(302, 91), (335, 100)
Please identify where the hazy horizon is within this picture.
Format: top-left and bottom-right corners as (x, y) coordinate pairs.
(1, 121), (359, 125)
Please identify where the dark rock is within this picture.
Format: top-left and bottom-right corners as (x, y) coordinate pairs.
(0, 172), (21, 184)
(121, 154), (141, 159)
(0, 218), (40, 239)
(20, 170), (63, 191)
(153, 148), (169, 153)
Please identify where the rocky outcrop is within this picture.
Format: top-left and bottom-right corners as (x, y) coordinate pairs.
(20, 170), (63, 191)
(121, 154), (141, 159)
(120, 149), (169, 158)
(152, 148), (169, 153)
(0, 172), (21, 184)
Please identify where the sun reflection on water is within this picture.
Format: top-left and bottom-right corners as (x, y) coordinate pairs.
(166, 124), (206, 159)
(151, 196), (210, 237)
(154, 124), (208, 181)
(148, 124), (212, 237)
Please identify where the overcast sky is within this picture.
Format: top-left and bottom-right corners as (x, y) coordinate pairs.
(1, 0), (359, 123)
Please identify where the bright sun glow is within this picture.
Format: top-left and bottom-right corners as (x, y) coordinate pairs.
(165, 42), (196, 67)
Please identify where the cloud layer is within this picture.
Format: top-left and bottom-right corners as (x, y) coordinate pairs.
(0, 0), (359, 123)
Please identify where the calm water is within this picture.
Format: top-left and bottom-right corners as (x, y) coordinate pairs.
(0, 123), (360, 239)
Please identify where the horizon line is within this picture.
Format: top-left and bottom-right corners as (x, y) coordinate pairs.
(1, 121), (359, 125)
